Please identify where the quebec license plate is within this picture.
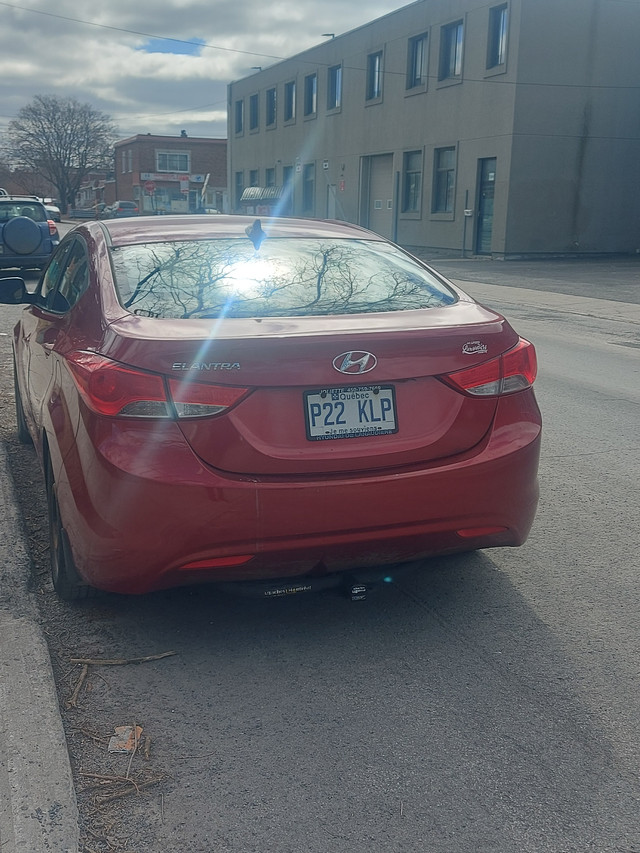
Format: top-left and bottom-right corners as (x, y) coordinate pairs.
(304, 385), (398, 441)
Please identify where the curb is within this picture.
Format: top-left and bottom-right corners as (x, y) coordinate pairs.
(0, 442), (79, 853)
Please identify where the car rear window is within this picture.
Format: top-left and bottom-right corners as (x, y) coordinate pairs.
(111, 238), (457, 319)
(0, 201), (47, 223)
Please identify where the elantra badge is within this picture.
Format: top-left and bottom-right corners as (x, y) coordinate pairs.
(332, 351), (377, 374)
(172, 362), (241, 371)
(462, 341), (488, 355)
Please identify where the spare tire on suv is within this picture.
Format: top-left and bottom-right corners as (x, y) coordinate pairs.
(3, 215), (43, 254)
(0, 196), (60, 270)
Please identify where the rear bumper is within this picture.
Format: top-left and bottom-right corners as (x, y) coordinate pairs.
(0, 252), (53, 269)
(53, 391), (541, 594)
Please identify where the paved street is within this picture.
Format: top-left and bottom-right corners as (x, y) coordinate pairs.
(0, 248), (639, 852)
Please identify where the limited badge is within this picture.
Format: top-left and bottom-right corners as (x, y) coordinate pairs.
(462, 341), (488, 355)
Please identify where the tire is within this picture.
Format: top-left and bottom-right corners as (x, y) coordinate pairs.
(13, 361), (32, 445)
(45, 457), (94, 600)
(3, 216), (42, 254)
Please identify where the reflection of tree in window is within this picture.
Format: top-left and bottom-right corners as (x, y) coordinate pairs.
(111, 239), (455, 320)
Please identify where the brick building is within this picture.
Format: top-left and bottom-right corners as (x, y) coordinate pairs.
(114, 133), (227, 214)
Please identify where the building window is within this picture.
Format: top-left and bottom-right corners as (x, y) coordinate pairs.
(327, 65), (342, 110)
(156, 151), (190, 172)
(249, 169), (259, 187)
(234, 99), (244, 134)
(488, 4), (508, 68)
(439, 20), (464, 80)
(120, 149), (133, 173)
(304, 73), (317, 116)
(402, 151), (422, 213)
(284, 80), (296, 122)
(234, 171), (244, 209)
(366, 51), (383, 101)
(249, 93), (259, 130)
(266, 87), (277, 127)
(265, 167), (275, 187)
(433, 147), (456, 213)
(407, 33), (428, 89)
(302, 163), (315, 213)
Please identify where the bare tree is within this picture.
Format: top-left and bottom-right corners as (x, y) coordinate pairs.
(0, 152), (12, 191)
(7, 95), (117, 212)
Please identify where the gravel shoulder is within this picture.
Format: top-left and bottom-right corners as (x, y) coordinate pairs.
(0, 304), (170, 852)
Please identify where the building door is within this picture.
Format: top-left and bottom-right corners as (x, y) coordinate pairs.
(475, 158), (496, 255)
(364, 154), (394, 238)
(327, 184), (337, 219)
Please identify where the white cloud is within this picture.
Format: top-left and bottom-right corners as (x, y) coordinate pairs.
(0, 0), (410, 139)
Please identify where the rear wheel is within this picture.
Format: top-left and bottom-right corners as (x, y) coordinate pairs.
(45, 457), (94, 600)
(13, 361), (31, 445)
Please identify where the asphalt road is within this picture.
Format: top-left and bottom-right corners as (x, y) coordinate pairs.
(1, 239), (639, 852)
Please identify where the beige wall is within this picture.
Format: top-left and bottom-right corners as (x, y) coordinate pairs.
(228, 0), (640, 257)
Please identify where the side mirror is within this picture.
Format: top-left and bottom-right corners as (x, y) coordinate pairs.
(0, 277), (34, 305)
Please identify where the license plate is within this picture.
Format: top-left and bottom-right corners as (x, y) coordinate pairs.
(304, 385), (397, 441)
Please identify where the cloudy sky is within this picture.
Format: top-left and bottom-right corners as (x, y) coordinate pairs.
(0, 0), (412, 142)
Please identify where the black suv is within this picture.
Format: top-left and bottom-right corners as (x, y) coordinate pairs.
(0, 191), (60, 271)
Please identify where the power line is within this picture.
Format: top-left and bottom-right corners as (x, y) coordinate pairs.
(0, 1), (286, 61)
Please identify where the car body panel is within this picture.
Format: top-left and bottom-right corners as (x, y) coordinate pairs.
(97, 310), (513, 475)
(2, 215), (541, 595)
(46, 389), (539, 593)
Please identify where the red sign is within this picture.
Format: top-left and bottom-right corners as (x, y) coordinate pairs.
(144, 181), (156, 193)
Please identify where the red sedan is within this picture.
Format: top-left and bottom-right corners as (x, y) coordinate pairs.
(0, 216), (541, 599)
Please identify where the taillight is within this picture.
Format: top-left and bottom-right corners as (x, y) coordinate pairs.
(168, 377), (248, 417)
(47, 219), (57, 236)
(66, 353), (170, 417)
(440, 338), (537, 397)
(65, 353), (248, 418)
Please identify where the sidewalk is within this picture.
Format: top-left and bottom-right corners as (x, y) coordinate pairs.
(0, 442), (79, 853)
(416, 254), (640, 305)
(447, 278), (640, 326)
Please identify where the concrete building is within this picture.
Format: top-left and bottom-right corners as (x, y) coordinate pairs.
(227, 0), (640, 258)
(114, 133), (227, 215)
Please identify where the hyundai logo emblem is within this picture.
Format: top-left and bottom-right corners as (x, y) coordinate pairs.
(332, 351), (378, 374)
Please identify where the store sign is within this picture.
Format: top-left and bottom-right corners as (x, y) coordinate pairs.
(140, 172), (204, 183)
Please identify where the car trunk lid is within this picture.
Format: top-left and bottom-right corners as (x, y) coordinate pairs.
(99, 301), (518, 476)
